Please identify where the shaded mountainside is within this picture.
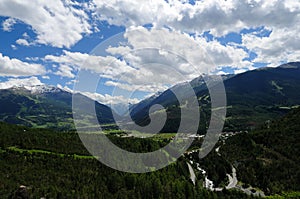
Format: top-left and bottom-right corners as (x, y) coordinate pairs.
(224, 62), (300, 130)
(221, 107), (300, 195)
(0, 86), (116, 130)
(130, 75), (231, 121)
(130, 62), (300, 132)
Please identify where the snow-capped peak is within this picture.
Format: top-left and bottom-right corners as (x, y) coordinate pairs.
(0, 77), (56, 93)
(0, 77), (73, 94)
(24, 85), (64, 94)
(5, 84), (65, 94)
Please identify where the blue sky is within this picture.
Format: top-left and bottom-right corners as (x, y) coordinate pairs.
(0, 0), (299, 106)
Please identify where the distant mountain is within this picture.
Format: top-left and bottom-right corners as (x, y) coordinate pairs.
(0, 85), (116, 130)
(130, 62), (300, 132)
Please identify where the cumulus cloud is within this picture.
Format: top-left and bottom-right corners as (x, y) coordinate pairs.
(11, 45), (17, 50)
(0, 53), (46, 77)
(45, 50), (135, 79)
(54, 64), (75, 78)
(92, 0), (300, 35)
(105, 27), (251, 84)
(2, 0), (299, 69)
(242, 26), (300, 66)
(81, 91), (139, 105)
(2, 17), (17, 31)
(92, 0), (300, 66)
(15, 32), (32, 46)
(105, 81), (169, 93)
(24, 0), (300, 96)
(0, 77), (43, 89)
(42, 76), (50, 79)
(44, 27), (252, 93)
(16, 38), (30, 46)
(123, 27), (250, 69)
(45, 49), (170, 92)
(0, 0), (92, 48)
(1, 0), (299, 67)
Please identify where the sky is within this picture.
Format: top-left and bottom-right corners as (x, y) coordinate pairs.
(0, 0), (300, 107)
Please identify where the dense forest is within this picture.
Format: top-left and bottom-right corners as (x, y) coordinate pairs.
(221, 108), (300, 196)
(0, 122), (257, 198)
(0, 108), (299, 198)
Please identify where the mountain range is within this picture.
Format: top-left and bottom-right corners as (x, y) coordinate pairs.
(0, 85), (115, 130)
(130, 62), (300, 132)
(0, 62), (299, 132)
(0, 62), (300, 198)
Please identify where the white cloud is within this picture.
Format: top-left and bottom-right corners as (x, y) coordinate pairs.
(2, 17), (17, 31)
(25, 57), (40, 61)
(1, 0), (298, 69)
(39, 0), (300, 94)
(105, 80), (168, 93)
(56, 84), (140, 107)
(66, 79), (78, 85)
(22, 32), (30, 39)
(44, 27), (252, 93)
(81, 91), (139, 105)
(216, 71), (229, 76)
(0, 0), (92, 48)
(54, 64), (75, 78)
(45, 48), (172, 92)
(42, 76), (50, 79)
(92, 0), (300, 36)
(16, 38), (30, 46)
(234, 68), (248, 74)
(16, 32), (32, 46)
(106, 27), (250, 81)
(92, 0), (300, 66)
(45, 50), (135, 79)
(2, 0), (298, 74)
(0, 77), (43, 89)
(0, 53), (46, 77)
(242, 26), (300, 66)
(11, 45), (17, 50)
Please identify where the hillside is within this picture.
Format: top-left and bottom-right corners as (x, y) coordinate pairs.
(130, 62), (300, 132)
(181, 107), (300, 198)
(223, 62), (300, 130)
(0, 85), (116, 130)
(220, 107), (300, 195)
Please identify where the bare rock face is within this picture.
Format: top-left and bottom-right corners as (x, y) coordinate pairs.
(12, 185), (29, 199)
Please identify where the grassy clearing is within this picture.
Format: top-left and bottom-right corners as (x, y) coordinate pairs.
(266, 192), (300, 199)
(6, 146), (94, 159)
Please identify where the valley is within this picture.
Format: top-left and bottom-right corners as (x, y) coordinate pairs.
(1, 104), (299, 198)
(0, 63), (299, 198)
(1, 1), (300, 198)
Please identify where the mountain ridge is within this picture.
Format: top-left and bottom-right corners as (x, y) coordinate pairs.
(130, 62), (300, 132)
(0, 86), (116, 130)
(1, 62), (299, 131)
